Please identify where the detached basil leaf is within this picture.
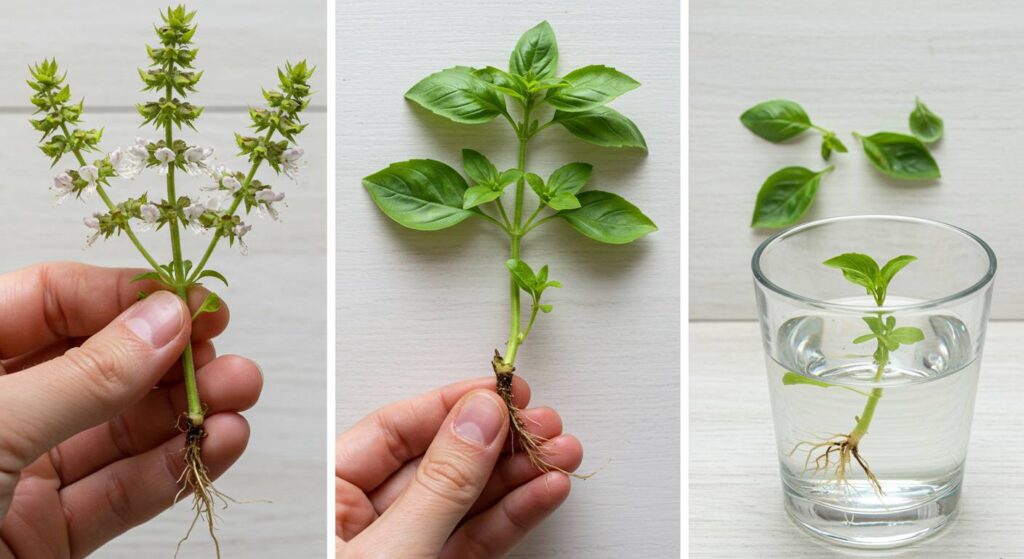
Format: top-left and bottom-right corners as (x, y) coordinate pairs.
(740, 99), (811, 142)
(545, 65), (639, 112)
(462, 149), (498, 184)
(823, 253), (880, 293)
(406, 67), (507, 124)
(750, 166), (832, 228)
(463, 185), (502, 210)
(363, 159), (475, 231)
(546, 191), (581, 210)
(821, 132), (848, 161)
(909, 98), (944, 144)
(547, 162), (592, 194)
(557, 190), (657, 244)
(854, 132), (940, 180)
(553, 107), (647, 150)
(509, 21), (558, 80)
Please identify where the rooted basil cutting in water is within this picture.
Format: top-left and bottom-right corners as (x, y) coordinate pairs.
(854, 132), (940, 180)
(750, 166), (833, 228)
(909, 97), (944, 144)
(365, 21), (654, 475)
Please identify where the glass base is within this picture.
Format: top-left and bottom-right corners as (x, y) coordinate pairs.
(782, 482), (960, 549)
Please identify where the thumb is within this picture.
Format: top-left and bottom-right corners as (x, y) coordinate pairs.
(361, 390), (509, 557)
(0, 291), (190, 474)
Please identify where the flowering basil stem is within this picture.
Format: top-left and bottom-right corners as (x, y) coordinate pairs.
(27, 5), (313, 556)
(363, 21), (656, 474)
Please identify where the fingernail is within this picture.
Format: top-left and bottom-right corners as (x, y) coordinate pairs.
(453, 392), (503, 447)
(124, 291), (184, 348)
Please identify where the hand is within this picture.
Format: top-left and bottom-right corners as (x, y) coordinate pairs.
(0, 262), (263, 558)
(336, 377), (584, 558)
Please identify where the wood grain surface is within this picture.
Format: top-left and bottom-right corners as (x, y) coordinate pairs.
(690, 321), (1023, 558)
(691, 0), (1024, 320)
(336, 0), (681, 556)
(1, 2), (327, 556)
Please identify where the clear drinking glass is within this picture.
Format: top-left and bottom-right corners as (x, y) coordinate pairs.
(752, 215), (996, 548)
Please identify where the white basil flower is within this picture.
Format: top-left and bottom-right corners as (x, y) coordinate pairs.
(129, 138), (150, 160)
(109, 148), (124, 169)
(83, 212), (103, 247)
(255, 189), (286, 220)
(183, 201), (208, 234)
(222, 176), (241, 192)
(78, 165), (100, 195)
(51, 172), (75, 204)
(155, 147), (176, 175)
(233, 222), (253, 254)
(112, 146), (144, 179)
(280, 146), (305, 180)
(183, 145), (214, 176)
(138, 203), (161, 231)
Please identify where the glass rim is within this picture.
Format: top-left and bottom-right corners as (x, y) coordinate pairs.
(751, 215), (997, 313)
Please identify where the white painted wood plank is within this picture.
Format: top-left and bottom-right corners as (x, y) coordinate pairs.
(690, 0), (1024, 319)
(0, 112), (328, 558)
(690, 321), (1023, 558)
(1, 0), (327, 108)
(337, 1), (680, 556)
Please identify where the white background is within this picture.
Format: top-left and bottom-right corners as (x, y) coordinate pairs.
(337, 0), (681, 556)
(691, 1), (1024, 556)
(1, 2), (327, 557)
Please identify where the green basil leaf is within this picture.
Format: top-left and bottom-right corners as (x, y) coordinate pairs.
(505, 258), (537, 293)
(823, 253), (881, 293)
(862, 316), (885, 335)
(547, 162), (592, 195)
(130, 271), (164, 284)
(509, 21), (558, 80)
(890, 326), (925, 345)
(364, 159), (475, 231)
(192, 292), (220, 320)
(406, 66), (507, 124)
(553, 107), (647, 150)
(556, 190), (657, 244)
(885, 315), (897, 331)
(462, 149), (498, 184)
(781, 372), (833, 388)
(852, 333), (877, 344)
(474, 66), (527, 100)
(821, 132), (847, 161)
(854, 132), (940, 180)
(463, 185), (502, 209)
(197, 269), (229, 286)
(750, 166), (832, 228)
(880, 255), (917, 287)
(496, 168), (522, 187)
(525, 172), (546, 197)
(740, 99), (811, 142)
(545, 65), (639, 112)
(537, 265), (549, 284)
(539, 303), (554, 313)
(546, 191), (581, 211)
(909, 97), (944, 144)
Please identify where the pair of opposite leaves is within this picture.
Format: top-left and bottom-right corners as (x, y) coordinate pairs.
(742, 99), (945, 229)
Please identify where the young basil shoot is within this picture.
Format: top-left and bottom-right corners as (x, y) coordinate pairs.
(28, 6), (313, 555)
(788, 253), (924, 495)
(364, 21), (656, 474)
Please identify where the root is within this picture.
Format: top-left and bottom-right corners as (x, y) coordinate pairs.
(492, 350), (594, 480)
(174, 421), (234, 559)
(790, 434), (883, 497)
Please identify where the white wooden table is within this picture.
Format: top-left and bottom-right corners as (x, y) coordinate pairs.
(337, 0), (681, 556)
(2, 2), (327, 557)
(690, 321), (1023, 558)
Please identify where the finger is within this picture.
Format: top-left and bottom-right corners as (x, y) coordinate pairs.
(0, 291), (190, 473)
(1, 338), (216, 381)
(368, 407), (563, 513)
(441, 472), (571, 559)
(336, 376), (529, 493)
(467, 434), (582, 518)
(0, 262), (228, 359)
(336, 477), (378, 542)
(356, 390), (508, 558)
(61, 413), (249, 557)
(52, 354), (262, 485)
